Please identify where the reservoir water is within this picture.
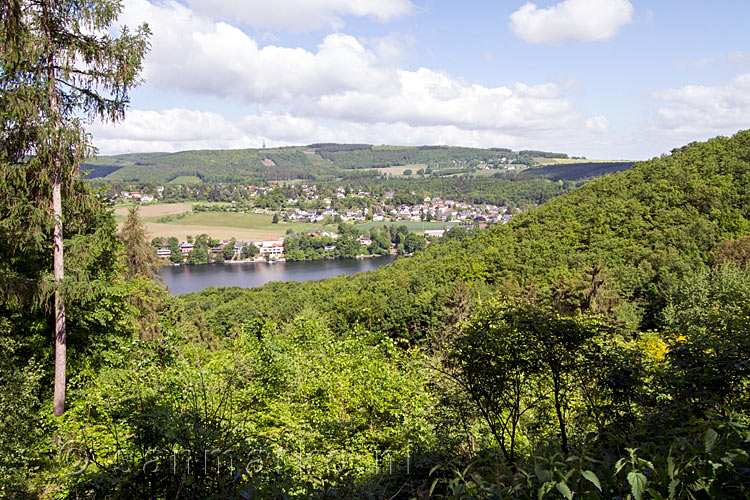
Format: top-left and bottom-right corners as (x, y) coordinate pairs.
(159, 255), (397, 295)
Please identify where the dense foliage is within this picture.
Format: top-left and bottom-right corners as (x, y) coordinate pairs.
(171, 132), (750, 496)
(4, 124), (750, 498)
(510, 161), (635, 181)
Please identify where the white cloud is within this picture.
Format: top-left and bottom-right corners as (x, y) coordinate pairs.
(120, 1), (603, 137)
(300, 71), (587, 136)
(90, 109), (256, 153)
(92, 107), (608, 158)
(585, 115), (609, 133)
(509, 0), (634, 43)
(650, 74), (750, 142)
(183, 0), (413, 31)
(120, 1), (394, 101)
(102, 1), (612, 156)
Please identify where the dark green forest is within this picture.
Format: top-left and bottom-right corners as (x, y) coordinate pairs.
(81, 144), (576, 184)
(4, 127), (750, 498)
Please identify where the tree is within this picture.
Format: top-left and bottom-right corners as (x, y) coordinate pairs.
(0, 0), (150, 416)
(242, 243), (259, 259)
(272, 213), (279, 224)
(448, 299), (544, 464)
(188, 245), (208, 265)
(223, 239), (236, 260)
(713, 236), (750, 268)
(168, 237), (182, 264)
(119, 206), (160, 280)
(403, 232), (425, 254)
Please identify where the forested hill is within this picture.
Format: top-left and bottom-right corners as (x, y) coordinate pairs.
(181, 131), (750, 338)
(81, 144), (583, 183)
(8, 132), (749, 498)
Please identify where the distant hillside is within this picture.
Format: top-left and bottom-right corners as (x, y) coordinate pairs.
(181, 130), (750, 338)
(82, 144), (596, 184)
(512, 161), (635, 181)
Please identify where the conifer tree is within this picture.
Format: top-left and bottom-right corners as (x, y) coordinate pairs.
(119, 205), (160, 280)
(0, 0), (150, 416)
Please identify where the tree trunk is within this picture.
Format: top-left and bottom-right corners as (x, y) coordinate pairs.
(48, 52), (66, 417)
(52, 171), (66, 416)
(553, 372), (568, 453)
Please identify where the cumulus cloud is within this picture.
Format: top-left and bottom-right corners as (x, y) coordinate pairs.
(92, 107), (607, 157)
(90, 109), (257, 153)
(182, 0), (413, 31)
(119, 1), (604, 138)
(301, 71), (586, 135)
(509, 0), (634, 43)
(120, 0), (394, 101)
(99, 1), (612, 156)
(650, 74), (750, 141)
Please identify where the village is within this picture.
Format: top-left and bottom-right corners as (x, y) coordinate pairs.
(120, 182), (518, 263)
(118, 182), (516, 225)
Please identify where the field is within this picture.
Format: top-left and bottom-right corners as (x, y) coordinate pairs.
(115, 202), (456, 241)
(471, 168), (507, 177)
(114, 203), (192, 217)
(149, 212), (330, 232)
(138, 223), (283, 242)
(356, 220), (465, 232)
(120, 208), (333, 241)
(375, 164), (427, 176)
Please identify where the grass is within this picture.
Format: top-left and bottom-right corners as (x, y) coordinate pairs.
(375, 164), (428, 176)
(471, 168), (507, 177)
(134, 210), (332, 240)
(114, 203), (461, 240)
(168, 175), (202, 184)
(355, 220), (465, 232)
(114, 202), (192, 218)
(137, 223), (283, 242)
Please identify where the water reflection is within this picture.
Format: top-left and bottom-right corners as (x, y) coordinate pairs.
(159, 256), (397, 295)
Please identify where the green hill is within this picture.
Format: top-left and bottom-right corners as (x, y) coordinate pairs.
(7, 132), (750, 498)
(160, 131), (750, 498)
(181, 131), (750, 337)
(82, 144), (581, 183)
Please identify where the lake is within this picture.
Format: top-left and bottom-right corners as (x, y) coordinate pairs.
(158, 256), (397, 295)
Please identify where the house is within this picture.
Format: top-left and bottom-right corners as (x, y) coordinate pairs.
(179, 242), (194, 255)
(255, 238), (285, 257)
(357, 236), (372, 246)
(140, 195), (154, 203)
(424, 229), (445, 238)
(156, 248), (171, 258)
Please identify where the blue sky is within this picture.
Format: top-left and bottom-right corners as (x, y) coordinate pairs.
(91, 0), (750, 159)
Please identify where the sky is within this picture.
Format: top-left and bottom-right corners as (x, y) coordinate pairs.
(90, 0), (750, 160)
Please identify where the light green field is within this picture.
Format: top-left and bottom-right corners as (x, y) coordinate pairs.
(375, 164), (428, 176)
(143, 210), (334, 237)
(168, 175), (202, 184)
(140, 223), (283, 242)
(471, 168), (507, 177)
(355, 220), (465, 232)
